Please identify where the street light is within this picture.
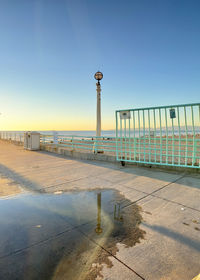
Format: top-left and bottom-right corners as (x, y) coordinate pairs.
(94, 71), (103, 137)
(94, 71), (103, 83)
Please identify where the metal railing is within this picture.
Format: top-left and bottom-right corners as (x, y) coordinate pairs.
(0, 132), (116, 155)
(0, 131), (24, 143)
(1, 102), (200, 169)
(40, 134), (116, 155)
(116, 103), (200, 168)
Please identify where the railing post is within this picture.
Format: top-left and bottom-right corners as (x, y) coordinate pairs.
(72, 136), (74, 150)
(53, 131), (58, 145)
(193, 138), (197, 166)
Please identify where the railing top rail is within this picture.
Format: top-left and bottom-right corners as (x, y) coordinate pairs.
(40, 134), (115, 139)
(116, 102), (200, 113)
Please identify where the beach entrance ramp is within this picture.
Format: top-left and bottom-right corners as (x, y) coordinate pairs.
(115, 103), (200, 168)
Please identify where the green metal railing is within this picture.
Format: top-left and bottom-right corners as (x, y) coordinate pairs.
(116, 103), (200, 168)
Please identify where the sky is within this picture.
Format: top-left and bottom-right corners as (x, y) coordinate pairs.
(0, 0), (200, 131)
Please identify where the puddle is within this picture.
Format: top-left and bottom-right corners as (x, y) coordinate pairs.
(0, 189), (145, 280)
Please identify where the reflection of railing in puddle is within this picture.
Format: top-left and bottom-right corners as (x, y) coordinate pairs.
(95, 192), (124, 235)
(114, 204), (123, 222)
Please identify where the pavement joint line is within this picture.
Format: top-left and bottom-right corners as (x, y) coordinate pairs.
(77, 227), (146, 280)
(123, 192), (200, 213)
(0, 200), (109, 257)
(2, 164), (196, 213)
(117, 178), (200, 213)
(37, 176), (90, 192)
(121, 174), (186, 210)
(0, 210), (146, 278)
(149, 194), (200, 213)
(7, 164), (82, 176)
(37, 170), (112, 192)
(54, 211), (146, 279)
(98, 173), (183, 192)
(1, 164), (84, 176)
(143, 174), (185, 195)
(0, 211), (114, 260)
(0, 226), (76, 260)
(0, 172), (103, 194)
(0, 201), (146, 276)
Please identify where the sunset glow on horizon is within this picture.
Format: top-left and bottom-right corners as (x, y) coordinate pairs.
(0, 0), (200, 131)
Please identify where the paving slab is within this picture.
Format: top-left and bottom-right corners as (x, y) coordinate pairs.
(154, 175), (200, 210)
(97, 257), (143, 280)
(119, 172), (182, 194)
(112, 196), (200, 280)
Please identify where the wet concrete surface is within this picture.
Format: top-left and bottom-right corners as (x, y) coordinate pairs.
(0, 189), (145, 280)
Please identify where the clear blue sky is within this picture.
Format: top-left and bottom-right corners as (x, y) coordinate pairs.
(0, 0), (200, 130)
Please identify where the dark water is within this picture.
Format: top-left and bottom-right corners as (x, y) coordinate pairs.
(0, 189), (145, 280)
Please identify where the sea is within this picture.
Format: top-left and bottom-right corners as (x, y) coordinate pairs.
(1, 128), (200, 140)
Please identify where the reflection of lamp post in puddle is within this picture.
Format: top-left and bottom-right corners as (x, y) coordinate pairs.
(95, 192), (103, 234)
(114, 204), (123, 222)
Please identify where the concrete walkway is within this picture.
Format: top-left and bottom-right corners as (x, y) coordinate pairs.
(0, 140), (200, 280)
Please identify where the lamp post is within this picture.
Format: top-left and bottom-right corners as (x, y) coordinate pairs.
(94, 71), (103, 137)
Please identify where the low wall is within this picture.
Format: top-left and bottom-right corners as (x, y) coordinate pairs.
(40, 144), (116, 163)
(0, 138), (23, 146)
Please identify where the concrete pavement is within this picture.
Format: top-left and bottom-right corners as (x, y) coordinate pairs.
(0, 140), (199, 280)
